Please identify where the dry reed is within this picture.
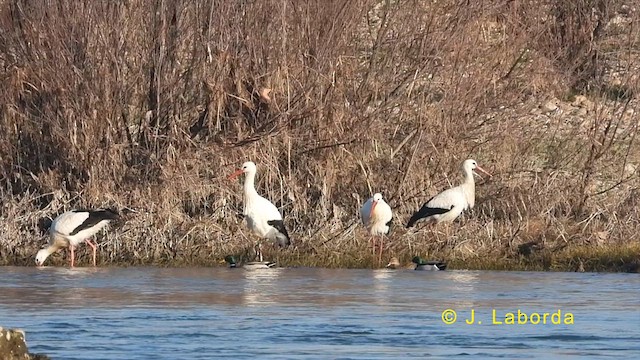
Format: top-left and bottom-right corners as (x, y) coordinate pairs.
(0, 0), (638, 271)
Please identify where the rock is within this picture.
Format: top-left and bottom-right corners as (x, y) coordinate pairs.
(572, 95), (588, 106)
(573, 107), (588, 117)
(581, 99), (594, 110)
(541, 99), (559, 113)
(0, 326), (50, 360)
(609, 14), (629, 27)
(571, 95), (594, 110)
(624, 163), (637, 176)
(594, 231), (608, 244)
(610, 77), (622, 87)
(619, 4), (631, 16)
(258, 87), (272, 103)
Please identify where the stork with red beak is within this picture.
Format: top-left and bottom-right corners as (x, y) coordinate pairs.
(360, 193), (393, 265)
(229, 161), (291, 260)
(406, 159), (492, 228)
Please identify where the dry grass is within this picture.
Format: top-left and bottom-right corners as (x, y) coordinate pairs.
(0, 0), (639, 271)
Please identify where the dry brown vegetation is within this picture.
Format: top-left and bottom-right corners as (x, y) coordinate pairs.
(0, 0), (639, 271)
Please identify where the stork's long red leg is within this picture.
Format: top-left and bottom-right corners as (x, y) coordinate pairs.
(70, 246), (75, 268)
(86, 238), (97, 266)
(378, 235), (384, 266)
(371, 236), (376, 257)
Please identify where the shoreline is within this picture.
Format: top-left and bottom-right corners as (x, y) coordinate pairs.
(4, 242), (638, 273)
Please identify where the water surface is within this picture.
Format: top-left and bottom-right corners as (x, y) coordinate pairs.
(1, 266), (638, 359)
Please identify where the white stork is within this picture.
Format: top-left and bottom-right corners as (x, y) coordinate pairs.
(35, 209), (119, 267)
(406, 159), (491, 228)
(229, 161), (291, 260)
(360, 193), (393, 264)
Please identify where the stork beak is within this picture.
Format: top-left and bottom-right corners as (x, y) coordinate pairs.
(474, 165), (492, 178)
(228, 169), (244, 180)
(369, 200), (378, 219)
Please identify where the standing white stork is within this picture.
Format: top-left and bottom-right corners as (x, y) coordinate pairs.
(228, 161), (291, 261)
(360, 193), (393, 265)
(406, 159), (491, 228)
(35, 209), (119, 267)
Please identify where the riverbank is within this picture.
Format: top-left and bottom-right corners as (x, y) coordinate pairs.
(4, 225), (638, 272)
(0, 1), (638, 272)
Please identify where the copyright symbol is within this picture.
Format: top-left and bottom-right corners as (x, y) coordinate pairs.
(442, 309), (457, 324)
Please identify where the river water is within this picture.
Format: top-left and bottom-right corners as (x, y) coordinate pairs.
(0, 266), (638, 359)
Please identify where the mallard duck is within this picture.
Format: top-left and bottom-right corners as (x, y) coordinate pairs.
(412, 256), (447, 271)
(224, 255), (277, 270)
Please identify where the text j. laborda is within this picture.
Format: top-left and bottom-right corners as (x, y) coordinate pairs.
(441, 308), (574, 325)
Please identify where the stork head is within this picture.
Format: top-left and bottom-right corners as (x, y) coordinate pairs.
(463, 159), (492, 178)
(35, 248), (49, 267)
(369, 193), (384, 217)
(228, 161), (257, 179)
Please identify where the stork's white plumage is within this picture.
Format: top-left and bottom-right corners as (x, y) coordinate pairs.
(361, 193), (393, 235)
(229, 161), (291, 251)
(361, 193), (393, 264)
(35, 209), (119, 267)
(406, 159), (491, 228)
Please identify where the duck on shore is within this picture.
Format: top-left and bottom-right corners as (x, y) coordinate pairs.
(385, 256), (447, 271)
(224, 255), (277, 270)
(412, 256), (447, 271)
(385, 257), (414, 270)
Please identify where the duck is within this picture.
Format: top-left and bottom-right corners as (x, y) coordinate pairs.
(224, 255), (277, 270)
(385, 257), (414, 270)
(412, 256), (447, 271)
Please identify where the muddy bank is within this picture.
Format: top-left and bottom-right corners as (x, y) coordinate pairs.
(6, 238), (639, 273)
